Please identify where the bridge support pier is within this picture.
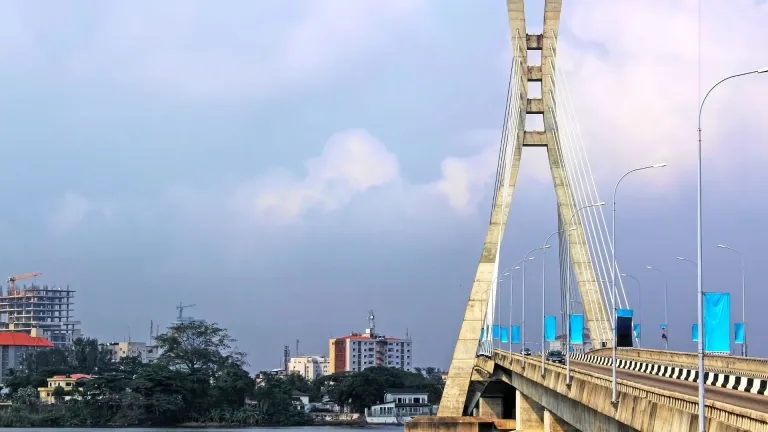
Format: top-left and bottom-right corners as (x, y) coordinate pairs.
(516, 390), (545, 431)
(545, 410), (579, 432)
(478, 396), (504, 418)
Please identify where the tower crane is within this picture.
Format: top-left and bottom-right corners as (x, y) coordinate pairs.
(6, 272), (41, 296)
(176, 302), (196, 320)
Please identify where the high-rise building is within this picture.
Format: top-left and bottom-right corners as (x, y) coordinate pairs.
(328, 311), (412, 373)
(0, 284), (81, 347)
(288, 355), (329, 380)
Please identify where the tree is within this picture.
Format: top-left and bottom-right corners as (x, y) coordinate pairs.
(12, 386), (40, 406)
(154, 321), (244, 377)
(52, 385), (67, 403)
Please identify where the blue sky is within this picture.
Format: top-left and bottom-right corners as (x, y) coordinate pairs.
(0, 0), (767, 371)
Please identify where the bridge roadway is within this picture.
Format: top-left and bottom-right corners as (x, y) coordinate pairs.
(570, 359), (768, 414)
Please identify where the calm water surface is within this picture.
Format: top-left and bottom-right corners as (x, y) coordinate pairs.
(1, 427), (400, 432)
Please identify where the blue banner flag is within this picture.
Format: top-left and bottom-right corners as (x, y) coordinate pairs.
(735, 322), (745, 344)
(617, 308), (634, 317)
(704, 292), (730, 353)
(545, 316), (556, 341)
(633, 323), (641, 339)
(480, 327), (485, 341)
(501, 326), (509, 343)
(692, 324), (698, 342)
(511, 326), (521, 344)
(492, 325), (500, 340)
(569, 314), (584, 344)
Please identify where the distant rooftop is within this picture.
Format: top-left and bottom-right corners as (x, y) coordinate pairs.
(0, 332), (54, 347)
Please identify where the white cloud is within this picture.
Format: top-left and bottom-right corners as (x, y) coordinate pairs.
(554, 0), (768, 185)
(232, 129), (400, 225)
(48, 192), (111, 234)
(0, 0), (426, 99)
(428, 138), (498, 215)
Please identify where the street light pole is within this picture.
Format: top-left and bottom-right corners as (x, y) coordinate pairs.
(717, 244), (746, 357)
(620, 273), (641, 348)
(509, 259), (527, 354)
(541, 230), (573, 377)
(523, 249), (544, 369)
(697, 67), (766, 432)
(646, 266), (669, 350)
(563, 201), (605, 385)
(611, 163), (666, 404)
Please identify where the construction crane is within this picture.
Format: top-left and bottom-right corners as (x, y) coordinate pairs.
(6, 272), (41, 296)
(176, 302), (196, 321)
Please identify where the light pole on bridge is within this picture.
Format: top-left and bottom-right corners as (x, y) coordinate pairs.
(508, 260), (527, 354)
(523, 247), (547, 369)
(541, 227), (575, 377)
(696, 66), (766, 432)
(563, 201), (605, 386)
(611, 162), (667, 404)
(645, 266), (669, 350)
(716, 244), (746, 357)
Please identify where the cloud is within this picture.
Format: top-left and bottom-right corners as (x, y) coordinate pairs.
(429, 139), (498, 215)
(232, 129), (400, 225)
(48, 192), (112, 234)
(0, 0), (426, 99)
(553, 0), (768, 185)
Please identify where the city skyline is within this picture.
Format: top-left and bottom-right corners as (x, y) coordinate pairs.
(0, 0), (767, 372)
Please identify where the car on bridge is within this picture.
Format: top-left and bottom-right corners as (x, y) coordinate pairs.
(546, 350), (565, 364)
(521, 347), (532, 356)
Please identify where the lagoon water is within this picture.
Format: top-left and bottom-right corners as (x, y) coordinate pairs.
(0, 427), (398, 432)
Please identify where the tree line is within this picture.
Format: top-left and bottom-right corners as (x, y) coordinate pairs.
(0, 321), (445, 427)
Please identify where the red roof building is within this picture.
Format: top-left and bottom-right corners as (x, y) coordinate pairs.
(0, 331), (55, 347)
(0, 331), (54, 382)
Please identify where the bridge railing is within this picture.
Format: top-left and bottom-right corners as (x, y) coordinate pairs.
(490, 349), (768, 432)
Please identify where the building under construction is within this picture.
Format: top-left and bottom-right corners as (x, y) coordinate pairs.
(0, 274), (81, 347)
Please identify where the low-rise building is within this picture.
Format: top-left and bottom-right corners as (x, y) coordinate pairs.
(102, 341), (159, 363)
(38, 374), (93, 403)
(0, 331), (54, 381)
(288, 355), (329, 380)
(365, 389), (432, 425)
(292, 390), (310, 412)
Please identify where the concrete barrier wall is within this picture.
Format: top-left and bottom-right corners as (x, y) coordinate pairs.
(494, 351), (768, 432)
(590, 348), (768, 378)
(571, 353), (768, 396)
(491, 350), (768, 432)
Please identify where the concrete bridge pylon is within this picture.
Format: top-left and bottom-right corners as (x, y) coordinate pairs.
(438, 0), (613, 417)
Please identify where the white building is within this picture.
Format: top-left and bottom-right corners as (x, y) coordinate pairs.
(103, 341), (159, 363)
(366, 389), (432, 425)
(288, 355), (329, 380)
(329, 328), (413, 373)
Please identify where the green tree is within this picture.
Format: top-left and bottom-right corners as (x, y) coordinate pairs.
(12, 386), (40, 406)
(154, 321), (244, 376)
(52, 385), (66, 403)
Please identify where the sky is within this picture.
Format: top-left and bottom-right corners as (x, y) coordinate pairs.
(0, 0), (767, 372)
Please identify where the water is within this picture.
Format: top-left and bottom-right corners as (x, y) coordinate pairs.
(0, 427), (399, 432)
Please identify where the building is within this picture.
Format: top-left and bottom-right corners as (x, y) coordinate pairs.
(291, 390), (310, 412)
(37, 374), (93, 403)
(328, 328), (413, 373)
(365, 389), (432, 424)
(0, 331), (54, 381)
(0, 284), (81, 347)
(102, 341), (159, 363)
(288, 355), (329, 380)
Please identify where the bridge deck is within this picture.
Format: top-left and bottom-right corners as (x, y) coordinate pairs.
(571, 359), (768, 413)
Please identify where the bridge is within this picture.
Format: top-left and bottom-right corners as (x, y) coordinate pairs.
(406, 1), (768, 431)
